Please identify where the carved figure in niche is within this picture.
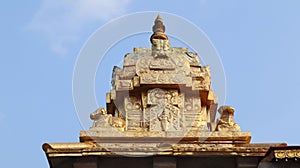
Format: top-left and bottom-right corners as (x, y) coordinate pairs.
(146, 103), (180, 131)
(162, 103), (180, 130)
(90, 108), (126, 131)
(158, 106), (171, 131)
(216, 106), (240, 132)
(146, 88), (181, 131)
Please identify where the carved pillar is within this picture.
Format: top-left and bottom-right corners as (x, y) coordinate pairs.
(124, 95), (143, 131)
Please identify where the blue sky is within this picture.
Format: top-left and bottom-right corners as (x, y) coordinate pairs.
(1, 0), (300, 167)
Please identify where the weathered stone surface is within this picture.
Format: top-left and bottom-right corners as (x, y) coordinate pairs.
(90, 108), (125, 131)
(86, 15), (243, 143)
(216, 106), (241, 132)
(43, 15), (299, 168)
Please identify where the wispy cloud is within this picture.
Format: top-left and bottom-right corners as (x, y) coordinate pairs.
(28, 0), (132, 55)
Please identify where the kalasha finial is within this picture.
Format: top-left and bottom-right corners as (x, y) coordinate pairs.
(150, 15), (168, 43)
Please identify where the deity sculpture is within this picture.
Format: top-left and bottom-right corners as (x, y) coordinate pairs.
(89, 15), (241, 135)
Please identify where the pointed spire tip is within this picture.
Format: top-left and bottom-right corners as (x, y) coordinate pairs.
(150, 15), (168, 43)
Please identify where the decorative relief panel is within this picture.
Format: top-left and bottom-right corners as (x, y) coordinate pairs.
(136, 55), (190, 76)
(152, 39), (170, 51)
(157, 103), (180, 131)
(111, 66), (121, 88)
(142, 88), (182, 131)
(119, 66), (136, 80)
(184, 97), (201, 112)
(123, 50), (151, 66)
(190, 67), (202, 78)
(183, 96), (208, 129)
(185, 52), (200, 65)
(136, 57), (151, 76)
(140, 73), (187, 84)
(124, 96), (143, 131)
(88, 15), (244, 137)
(145, 103), (180, 131)
(274, 150), (300, 159)
(171, 55), (190, 75)
(149, 58), (175, 70)
(147, 88), (178, 105)
(192, 78), (209, 91)
(115, 80), (133, 91)
(151, 39), (170, 58)
(124, 96), (142, 112)
(123, 53), (138, 66)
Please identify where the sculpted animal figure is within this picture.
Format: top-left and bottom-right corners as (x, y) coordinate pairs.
(90, 108), (125, 130)
(216, 106), (240, 132)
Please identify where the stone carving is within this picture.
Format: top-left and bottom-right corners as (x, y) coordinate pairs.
(123, 53), (138, 66)
(111, 117), (126, 129)
(158, 103), (180, 131)
(115, 80), (133, 91)
(185, 52), (200, 65)
(88, 15), (243, 137)
(149, 57), (175, 70)
(124, 96), (143, 131)
(190, 66), (211, 91)
(145, 103), (180, 131)
(147, 88), (178, 105)
(136, 55), (190, 76)
(90, 108), (110, 128)
(216, 106), (241, 132)
(147, 88), (165, 104)
(133, 76), (140, 87)
(140, 73), (188, 84)
(197, 107), (208, 130)
(119, 66), (136, 79)
(274, 149), (300, 159)
(90, 108), (125, 131)
(150, 15), (170, 58)
(192, 77), (209, 90)
(152, 39), (170, 57)
(144, 88), (181, 131)
(135, 56), (151, 75)
(146, 104), (163, 131)
(183, 96), (207, 130)
(190, 66), (202, 77)
(184, 97), (201, 112)
(171, 55), (191, 75)
(111, 66), (121, 88)
(125, 96), (142, 111)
